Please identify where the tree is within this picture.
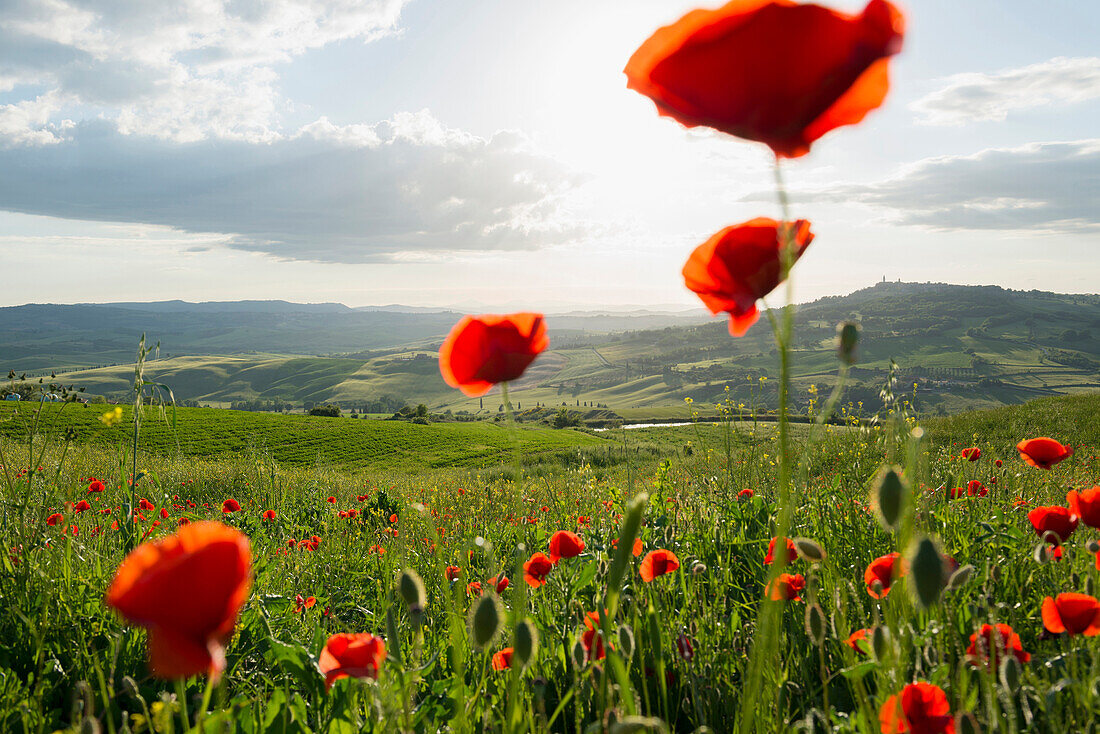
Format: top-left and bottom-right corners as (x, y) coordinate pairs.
(308, 404), (341, 417)
(416, 404), (428, 418)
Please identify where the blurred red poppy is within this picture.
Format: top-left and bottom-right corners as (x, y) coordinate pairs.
(581, 627), (606, 661)
(549, 530), (586, 563)
(466, 581), (482, 597)
(1067, 486), (1100, 529)
(1028, 505), (1077, 542)
(845, 628), (871, 655)
(318, 633), (386, 690)
(445, 565), (462, 582)
(491, 647), (513, 671)
(488, 575), (510, 593)
(766, 572), (805, 601)
(737, 488), (755, 500)
(221, 499), (241, 513)
(765, 536), (797, 565)
(262, 510), (276, 520)
(640, 549), (680, 582)
(966, 480), (987, 498)
(960, 447), (981, 461)
(46, 513), (63, 526)
(87, 480), (106, 493)
(965, 623), (1030, 671)
(105, 521), (251, 679)
(683, 218), (813, 336)
(139, 499), (156, 511)
(1017, 437), (1073, 469)
(439, 313), (549, 397)
(1041, 593), (1100, 636)
(74, 500), (91, 513)
(864, 552), (905, 598)
(524, 552), (554, 587)
(879, 682), (954, 734)
(624, 0), (905, 158)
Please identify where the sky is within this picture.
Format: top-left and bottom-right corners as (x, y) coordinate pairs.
(0, 0), (1097, 311)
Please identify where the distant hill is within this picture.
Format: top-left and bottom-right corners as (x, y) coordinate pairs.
(4, 283), (1097, 417)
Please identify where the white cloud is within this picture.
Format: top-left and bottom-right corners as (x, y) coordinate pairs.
(0, 110), (588, 262)
(911, 57), (1100, 126)
(0, 0), (409, 143)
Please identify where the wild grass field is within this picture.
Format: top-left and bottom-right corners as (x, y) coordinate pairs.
(2, 390), (1099, 732)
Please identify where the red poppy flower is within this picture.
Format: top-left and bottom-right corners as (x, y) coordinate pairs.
(549, 530), (586, 563)
(624, 0), (905, 158)
(966, 480), (987, 498)
(1017, 437), (1073, 469)
(683, 218), (814, 336)
(995, 459), (1003, 468)
(1042, 593), (1100, 636)
(737, 488), (755, 500)
(177, 517), (190, 526)
(491, 647), (513, 671)
(87, 480), (106, 493)
(466, 581), (482, 597)
(318, 633), (386, 690)
(1067, 486), (1100, 529)
(445, 565), (462, 582)
(1027, 505), (1077, 542)
(74, 500), (91, 513)
(765, 536), (797, 565)
(221, 499), (241, 513)
(581, 627), (606, 661)
(105, 521), (251, 679)
(439, 313), (549, 397)
(259, 509), (275, 520)
(640, 549), (681, 582)
(960, 447), (981, 461)
(523, 552), (554, 587)
(139, 498), (156, 512)
(488, 575), (510, 593)
(46, 513), (63, 526)
(864, 552), (905, 598)
(766, 572), (806, 601)
(879, 682), (955, 734)
(965, 623), (1030, 671)
(845, 628), (871, 655)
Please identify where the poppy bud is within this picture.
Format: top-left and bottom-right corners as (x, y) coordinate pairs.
(1087, 539), (1100, 555)
(1000, 654), (1021, 694)
(398, 569), (426, 610)
(469, 594), (503, 651)
(871, 626), (893, 663)
(805, 603), (826, 646)
(121, 676), (140, 699)
(909, 537), (945, 608)
(1086, 576), (1096, 597)
(947, 565), (975, 590)
(571, 637), (588, 668)
(409, 603), (425, 629)
(872, 466), (906, 530)
(793, 537), (826, 564)
(617, 625), (635, 660)
(514, 619), (538, 669)
(1033, 543), (1053, 564)
(836, 321), (861, 365)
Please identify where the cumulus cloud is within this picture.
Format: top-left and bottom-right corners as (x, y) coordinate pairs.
(0, 0), (408, 143)
(0, 110), (587, 262)
(815, 140), (1100, 233)
(911, 57), (1100, 126)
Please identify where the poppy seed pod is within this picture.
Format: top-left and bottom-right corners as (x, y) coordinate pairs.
(1033, 543), (1053, 564)
(469, 594), (503, 651)
(805, 603), (827, 646)
(793, 537), (826, 564)
(691, 562), (707, 577)
(836, 321), (861, 365)
(120, 676), (140, 699)
(80, 718), (101, 734)
(571, 637), (588, 668)
(514, 619), (538, 669)
(617, 625), (635, 659)
(398, 569), (426, 610)
(909, 538), (945, 608)
(1087, 539), (1100, 555)
(872, 466), (906, 530)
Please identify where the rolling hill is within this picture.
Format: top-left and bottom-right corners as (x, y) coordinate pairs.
(4, 282), (1098, 418)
